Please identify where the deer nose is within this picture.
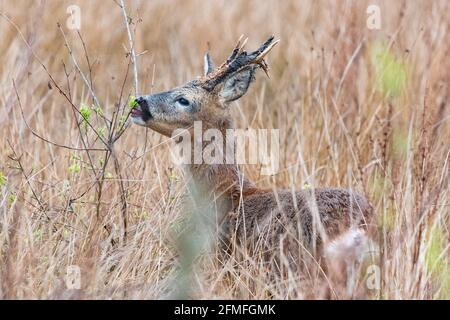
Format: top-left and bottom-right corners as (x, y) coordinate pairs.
(135, 96), (148, 108)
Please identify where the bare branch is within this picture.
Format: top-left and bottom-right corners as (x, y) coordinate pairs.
(0, 14), (110, 147)
(12, 80), (105, 152)
(119, 0), (139, 95)
(57, 23), (111, 129)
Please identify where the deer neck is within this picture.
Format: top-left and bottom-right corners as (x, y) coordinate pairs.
(181, 117), (257, 209)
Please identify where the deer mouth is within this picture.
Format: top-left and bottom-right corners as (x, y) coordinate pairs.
(131, 105), (152, 121)
(130, 107), (144, 117)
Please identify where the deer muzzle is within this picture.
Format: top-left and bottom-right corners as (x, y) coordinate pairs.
(131, 96), (152, 121)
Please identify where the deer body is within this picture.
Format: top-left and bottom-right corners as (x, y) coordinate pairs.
(182, 125), (372, 261)
(131, 36), (373, 267)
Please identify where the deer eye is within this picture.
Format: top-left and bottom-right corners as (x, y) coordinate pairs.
(176, 97), (190, 106)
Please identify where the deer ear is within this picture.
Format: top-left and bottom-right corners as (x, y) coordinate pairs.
(203, 52), (215, 76)
(219, 66), (256, 103)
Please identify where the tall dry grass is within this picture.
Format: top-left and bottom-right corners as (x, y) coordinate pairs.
(0, 0), (448, 299)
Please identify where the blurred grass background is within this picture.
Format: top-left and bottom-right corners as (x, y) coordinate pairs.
(0, 0), (448, 299)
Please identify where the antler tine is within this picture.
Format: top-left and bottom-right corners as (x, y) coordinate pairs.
(251, 36), (279, 62)
(201, 36), (279, 91)
(239, 37), (249, 52)
(247, 36), (279, 78)
(227, 34), (245, 63)
(250, 36), (275, 57)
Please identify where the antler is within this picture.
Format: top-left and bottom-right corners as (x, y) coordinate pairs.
(200, 36), (280, 91)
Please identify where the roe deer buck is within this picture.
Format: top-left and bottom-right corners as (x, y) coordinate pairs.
(131, 36), (374, 293)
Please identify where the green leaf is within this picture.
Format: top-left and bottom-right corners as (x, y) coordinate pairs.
(92, 105), (104, 116)
(8, 193), (16, 204)
(0, 171), (7, 187)
(98, 126), (106, 138)
(69, 163), (81, 174)
(128, 95), (138, 109)
(79, 103), (92, 129)
(80, 104), (91, 121)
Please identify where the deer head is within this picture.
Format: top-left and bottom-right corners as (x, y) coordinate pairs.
(131, 36), (279, 136)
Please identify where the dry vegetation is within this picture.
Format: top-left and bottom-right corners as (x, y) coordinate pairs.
(0, 0), (449, 299)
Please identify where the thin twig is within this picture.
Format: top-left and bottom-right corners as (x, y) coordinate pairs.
(13, 80), (105, 152)
(77, 30), (95, 96)
(0, 14), (110, 147)
(57, 23), (111, 128)
(119, 0), (139, 95)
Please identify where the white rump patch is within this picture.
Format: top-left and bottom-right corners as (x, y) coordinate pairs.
(325, 229), (369, 262)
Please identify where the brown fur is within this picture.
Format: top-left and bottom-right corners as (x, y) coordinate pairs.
(184, 135), (373, 257)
